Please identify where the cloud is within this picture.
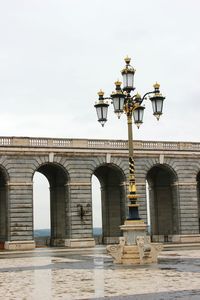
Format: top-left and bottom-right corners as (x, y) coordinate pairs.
(0, 0), (200, 227)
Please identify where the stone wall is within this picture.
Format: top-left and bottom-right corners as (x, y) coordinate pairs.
(0, 137), (199, 248)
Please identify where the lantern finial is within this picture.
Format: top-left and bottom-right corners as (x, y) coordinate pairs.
(115, 80), (122, 87)
(98, 89), (104, 97)
(153, 82), (160, 90)
(124, 56), (131, 65)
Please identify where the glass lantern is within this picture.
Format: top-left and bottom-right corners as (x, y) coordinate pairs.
(111, 81), (125, 118)
(150, 83), (165, 120)
(121, 56), (135, 91)
(94, 90), (109, 127)
(133, 105), (145, 128)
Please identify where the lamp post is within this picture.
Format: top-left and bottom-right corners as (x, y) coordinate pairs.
(94, 56), (165, 222)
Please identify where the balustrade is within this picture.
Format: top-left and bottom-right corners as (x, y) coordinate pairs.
(0, 136), (199, 152)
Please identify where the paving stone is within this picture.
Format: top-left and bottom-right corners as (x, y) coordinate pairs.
(0, 247), (200, 299)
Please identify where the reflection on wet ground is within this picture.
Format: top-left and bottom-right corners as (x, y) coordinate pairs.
(0, 246), (200, 299)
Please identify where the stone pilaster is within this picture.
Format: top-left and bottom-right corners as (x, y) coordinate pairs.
(5, 182), (35, 250)
(65, 180), (95, 247)
(178, 182), (199, 234)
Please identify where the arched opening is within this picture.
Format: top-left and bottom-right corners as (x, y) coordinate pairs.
(0, 168), (8, 248)
(33, 172), (50, 245)
(147, 164), (180, 241)
(92, 175), (102, 244)
(146, 180), (151, 233)
(33, 163), (69, 246)
(197, 172), (200, 233)
(93, 164), (126, 244)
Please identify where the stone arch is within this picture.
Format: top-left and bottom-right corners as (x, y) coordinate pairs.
(196, 171), (200, 233)
(33, 162), (70, 246)
(146, 163), (180, 241)
(92, 163), (127, 244)
(0, 165), (9, 247)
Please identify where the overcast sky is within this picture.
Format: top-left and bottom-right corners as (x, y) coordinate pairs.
(1, 0), (200, 228)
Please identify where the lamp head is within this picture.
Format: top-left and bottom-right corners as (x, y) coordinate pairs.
(111, 80), (125, 119)
(94, 90), (109, 126)
(121, 56), (135, 92)
(150, 83), (165, 120)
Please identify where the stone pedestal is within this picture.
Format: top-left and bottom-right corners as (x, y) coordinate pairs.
(50, 238), (66, 247)
(65, 238), (95, 248)
(107, 220), (163, 265)
(121, 220), (147, 245)
(4, 240), (36, 250)
(103, 237), (119, 244)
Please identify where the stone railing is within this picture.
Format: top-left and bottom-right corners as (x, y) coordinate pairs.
(0, 136), (200, 152)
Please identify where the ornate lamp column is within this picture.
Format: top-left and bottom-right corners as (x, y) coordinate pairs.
(94, 56), (165, 264)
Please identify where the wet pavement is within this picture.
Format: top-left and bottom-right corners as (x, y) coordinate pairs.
(0, 246), (200, 299)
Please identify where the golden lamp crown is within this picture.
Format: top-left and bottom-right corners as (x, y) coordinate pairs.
(124, 56), (131, 65)
(115, 80), (122, 87)
(153, 82), (160, 90)
(98, 89), (104, 97)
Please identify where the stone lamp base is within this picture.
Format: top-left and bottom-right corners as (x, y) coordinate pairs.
(107, 220), (163, 264)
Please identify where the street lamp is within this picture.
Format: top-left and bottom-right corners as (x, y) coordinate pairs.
(94, 56), (165, 221)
